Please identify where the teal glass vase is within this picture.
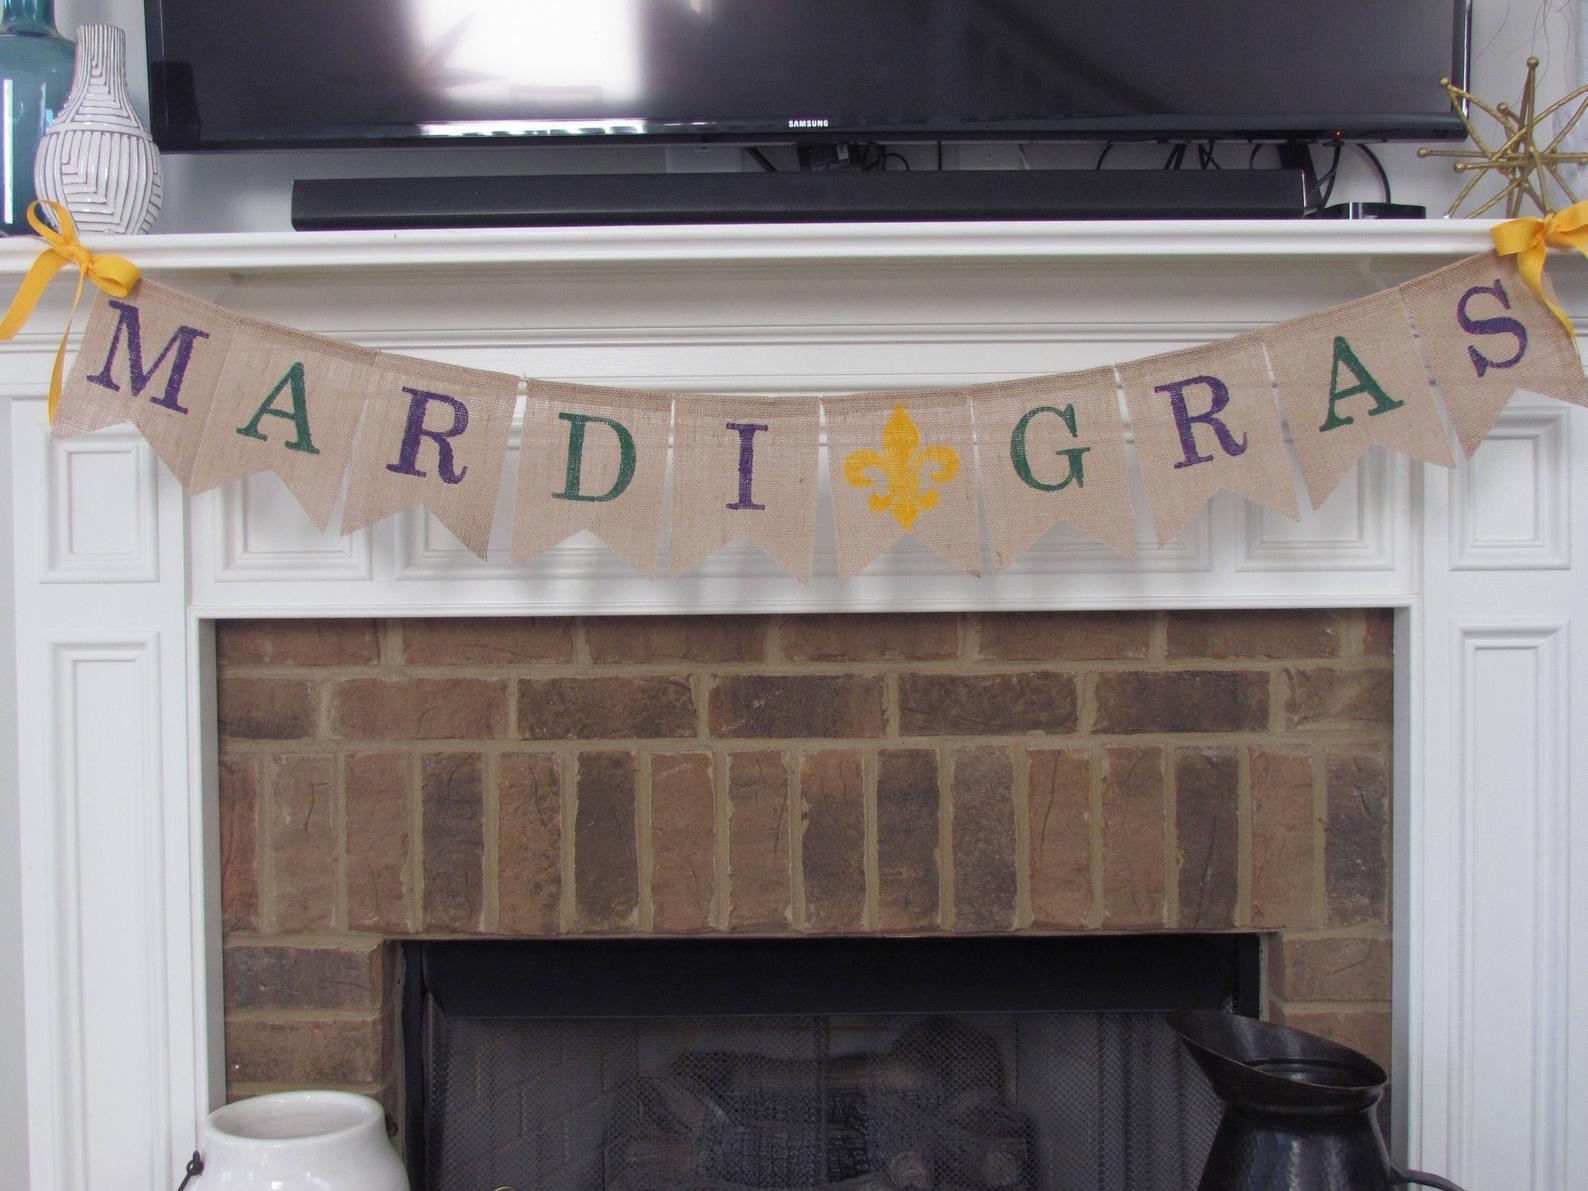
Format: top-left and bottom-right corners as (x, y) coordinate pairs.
(1, 0), (74, 235)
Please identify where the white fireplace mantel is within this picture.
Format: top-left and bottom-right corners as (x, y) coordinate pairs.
(3, 220), (1584, 1191)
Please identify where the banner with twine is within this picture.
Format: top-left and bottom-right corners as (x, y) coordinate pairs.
(1117, 338), (1300, 543)
(6, 193), (1588, 585)
(1261, 290), (1455, 507)
(512, 381), (674, 577)
(339, 354), (518, 558)
(188, 323), (384, 531)
(1400, 250), (1588, 455)
(824, 390), (981, 579)
(971, 369), (1136, 568)
(669, 395), (821, 582)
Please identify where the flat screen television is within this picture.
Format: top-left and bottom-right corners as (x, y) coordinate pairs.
(145, 0), (1472, 152)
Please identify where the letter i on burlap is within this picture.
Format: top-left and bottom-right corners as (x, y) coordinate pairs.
(339, 353), (518, 559)
(824, 390), (981, 579)
(55, 280), (234, 485)
(187, 324), (386, 532)
(971, 368), (1136, 569)
(1117, 338), (1299, 544)
(669, 395), (820, 582)
(512, 380), (674, 578)
(1400, 250), (1588, 456)
(1260, 289), (1453, 508)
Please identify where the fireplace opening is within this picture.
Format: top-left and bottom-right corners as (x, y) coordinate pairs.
(402, 934), (1261, 1190)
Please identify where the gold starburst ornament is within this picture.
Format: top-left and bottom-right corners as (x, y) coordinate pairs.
(1420, 57), (1588, 217)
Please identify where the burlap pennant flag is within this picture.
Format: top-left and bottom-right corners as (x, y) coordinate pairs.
(1117, 338), (1299, 544)
(971, 369), (1136, 568)
(339, 355), (517, 558)
(824, 390), (980, 579)
(1261, 290), (1454, 507)
(1400, 250), (1588, 455)
(55, 279), (233, 484)
(669, 395), (820, 582)
(512, 381), (673, 577)
(187, 327), (383, 531)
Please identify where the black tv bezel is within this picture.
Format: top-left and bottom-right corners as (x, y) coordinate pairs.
(143, 0), (1473, 153)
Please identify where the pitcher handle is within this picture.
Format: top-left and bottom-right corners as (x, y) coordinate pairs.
(1393, 1169), (1467, 1191)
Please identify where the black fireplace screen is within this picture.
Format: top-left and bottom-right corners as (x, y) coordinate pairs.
(404, 937), (1259, 1191)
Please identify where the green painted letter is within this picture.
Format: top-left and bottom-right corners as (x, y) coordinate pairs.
(1319, 336), (1404, 432)
(235, 362), (319, 455)
(554, 411), (636, 503)
(1010, 404), (1090, 492)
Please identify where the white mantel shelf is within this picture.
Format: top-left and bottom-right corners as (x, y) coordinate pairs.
(5, 218), (1586, 1191)
(0, 218), (1507, 276)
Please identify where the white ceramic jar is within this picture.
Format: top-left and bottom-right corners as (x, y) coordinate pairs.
(191, 1091), (408, 1190)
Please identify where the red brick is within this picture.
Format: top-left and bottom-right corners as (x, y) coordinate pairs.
(780, 614), (960, 662)
(1272, 1009), (1392, 1075)
(421, 753), (485, 931)
(1325, 751), (1390, 925)
(586, 616), (767, 663)
(1093, 671), (1269, 734)
(1175, 748), (1239, 929)
(331, 677), (507, 740)
(898, 672), (1077, 736)
(223, 941), (384, 1011)
(1250, 749), (1317, 929)
(219, 678), (317, 740)
(1285, 668), (1394, 731)
(1027, 749), (1092, 929)
(728, 752), (791, 930)
(977, 612), (1151, 661)
(1274, 936), (1392, 1002)
(498, 753), (563, 935)
(573, 752), (640, 931)
(226, 1017), (385, 1085)
(951, 747), (1017, 932)
(651, 753), (716, 933)
(800, 751), (866, 932)
(1167, 610), (1345, 659)
(402, 618), (574, 665)
(518, 677), (695, 740)
(217, 619), (380, 666)
(218, 755), (261, 932)
(345, 753), (412, 933)
(876, 750), (940, 931)
(710, 675), (884, 739)
(1362, 610), (1394, 657)
(268, 755), (337, 932)
(1101, 747), (1166, 928)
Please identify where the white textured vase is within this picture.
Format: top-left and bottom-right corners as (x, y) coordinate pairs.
(190, 1091), (409, 1190)
(33, 22), (161, 233)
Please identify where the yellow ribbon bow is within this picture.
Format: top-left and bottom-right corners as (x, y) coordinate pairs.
(1492, 200), (1588, 339)
(0, 200), (141, 423)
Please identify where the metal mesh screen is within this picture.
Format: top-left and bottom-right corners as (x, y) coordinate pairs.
(422, 1003), (1221, 1190)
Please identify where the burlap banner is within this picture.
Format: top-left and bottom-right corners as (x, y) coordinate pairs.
(670, 395), (820, 582)
(1400, 250), (1588, 455)
(31, 245), (1588, 583)
(824, 390), (981, 579)
(1117, 338), (1299, 544)
(513, 380), (673, 577)
(971, 369), (1136, 567)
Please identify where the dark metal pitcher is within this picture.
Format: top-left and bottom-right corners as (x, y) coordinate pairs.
(1168, 1011), (1466, 1191)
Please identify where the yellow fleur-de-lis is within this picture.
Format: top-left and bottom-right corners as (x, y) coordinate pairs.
(843, 403), (961, 530)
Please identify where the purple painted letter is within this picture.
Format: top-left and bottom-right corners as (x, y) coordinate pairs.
(385, 387), (471, 485)
(84, 298), (211, 413)
(1155, 375), (1249, 469)
(1456, 280), (1527, 377)
(725, 421), (769, 510)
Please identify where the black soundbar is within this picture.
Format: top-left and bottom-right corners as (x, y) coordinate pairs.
(291, 169), (1309, 230)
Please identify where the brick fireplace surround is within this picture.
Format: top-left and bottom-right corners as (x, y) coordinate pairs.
(216, 610), (1394, 1121)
